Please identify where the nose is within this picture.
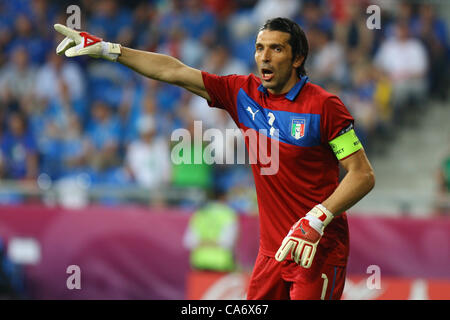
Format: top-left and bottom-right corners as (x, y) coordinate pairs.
(261, 49), (271, 62)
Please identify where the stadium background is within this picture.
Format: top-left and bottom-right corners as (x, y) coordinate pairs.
(0, 0), (449, 299)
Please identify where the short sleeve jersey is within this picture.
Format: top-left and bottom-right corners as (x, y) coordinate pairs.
(202, 72), (354, 265)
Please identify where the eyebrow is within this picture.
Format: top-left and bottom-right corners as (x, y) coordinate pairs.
(255, 42), (286, 48)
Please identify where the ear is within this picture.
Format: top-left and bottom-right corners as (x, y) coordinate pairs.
(293, 55), (304, 69)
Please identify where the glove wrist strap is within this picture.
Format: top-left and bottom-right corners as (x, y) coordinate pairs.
(108, 42), (121, 55)
(102, 42), (121, 61)
(307, 204), (334, 229)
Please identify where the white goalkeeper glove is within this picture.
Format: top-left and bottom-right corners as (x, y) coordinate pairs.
(275, 204), (334, 268)
(54, 24), (121, 62)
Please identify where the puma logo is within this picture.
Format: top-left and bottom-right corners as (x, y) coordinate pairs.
(299, 224), (306, 235)
(246, 106), (259, 121)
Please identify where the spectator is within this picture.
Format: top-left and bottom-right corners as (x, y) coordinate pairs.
(180, 0), (217, 46)
(187, 89), (242, 195)
(123, 90), (165, 143)
(202, 44), (250, 76)
(374, 20), (428, 124)
(124, 115), (171, 191)
(7, 12), (48, 65)
(412, 3), (449, 101)
(85, 100), (121, 176)
(170, 119), (213, 194)
(252, 0), (301, 26)
(435, 150), (450, 216)
(371, 66), (394, 139)
(130, 1), (158, 51)
(87, 59), (134, 110)
(157, 26), (207, 70)
(0, 46), (36, 107)
(183, 187), (239, 272)
(332, 0), (375, 65)
(204, 0), (236, 20)
(226, 10), (258, 69)
(88, 0), (133, 44)
(37, 119), (63, 179)
(384, 0), (415, 40)
(307, 26), (348, 87)
(294, 1), (333, 33)
(30, 0), (58, 41)
(156, 0), (185, 46)
(34, 51), (85, 105)
(0, 111), (38, 180)
(343, 62), (379, 151)
(61, 114), (89, 177)
(0, 237), (27, 299)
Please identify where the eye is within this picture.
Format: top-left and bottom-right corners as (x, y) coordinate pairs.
(274, 47), (282, 52)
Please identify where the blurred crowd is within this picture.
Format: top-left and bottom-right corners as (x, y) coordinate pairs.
(0, 0), (448, 210)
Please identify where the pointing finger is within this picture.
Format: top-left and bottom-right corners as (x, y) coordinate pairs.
(54, 24), (81, 42)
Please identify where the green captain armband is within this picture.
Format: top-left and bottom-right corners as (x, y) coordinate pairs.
(329, 129), (362, 160)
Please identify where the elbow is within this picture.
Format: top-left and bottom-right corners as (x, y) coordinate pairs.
(366, 168), (376, 193)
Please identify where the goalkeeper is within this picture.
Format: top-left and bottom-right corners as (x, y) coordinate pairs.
(54, 17), (375, 300)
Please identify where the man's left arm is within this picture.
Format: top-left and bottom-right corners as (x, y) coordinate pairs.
(322, 148), (375, 217)
(275, 147), (375, 268)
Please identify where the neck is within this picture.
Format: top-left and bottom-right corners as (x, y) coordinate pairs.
(267, 72), (299, 95)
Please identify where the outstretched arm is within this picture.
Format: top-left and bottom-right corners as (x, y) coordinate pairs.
(117, 47), (211, 101)
(53, 24), (211, 101)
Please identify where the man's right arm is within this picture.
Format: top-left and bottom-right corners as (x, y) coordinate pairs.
(117, 47), (211, 102)
(53, 24), (211, 102)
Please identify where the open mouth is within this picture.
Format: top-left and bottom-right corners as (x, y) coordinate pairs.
(261, 68), (274, 81)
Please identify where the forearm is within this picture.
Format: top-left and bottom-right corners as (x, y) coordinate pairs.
(322, 168), (375, 217)
(117, 47), (209, 99)
(117, 47), (184, 84)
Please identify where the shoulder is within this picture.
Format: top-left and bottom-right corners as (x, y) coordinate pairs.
(227, 73), (256, 87)
(127, 140), (146, 153)
(408, 39), (426, 51)
(154, 137), (170, 150)
(302, 81), (336, 103)
(247, 73), (261, 85)
(202, 71), (257, 86)
(302, 81), (349, 114)
(376, 38), (396, 54)
(240, 73), (262, 92)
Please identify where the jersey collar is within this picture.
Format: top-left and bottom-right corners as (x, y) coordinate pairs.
(258, 75), (309, 101)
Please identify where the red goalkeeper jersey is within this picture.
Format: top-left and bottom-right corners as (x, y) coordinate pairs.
(202, 72), (354, 266)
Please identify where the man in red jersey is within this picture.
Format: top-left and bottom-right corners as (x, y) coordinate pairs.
(55, 17), (375, 300)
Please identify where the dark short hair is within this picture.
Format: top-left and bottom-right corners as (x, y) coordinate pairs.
(259, 17), (309, 77)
